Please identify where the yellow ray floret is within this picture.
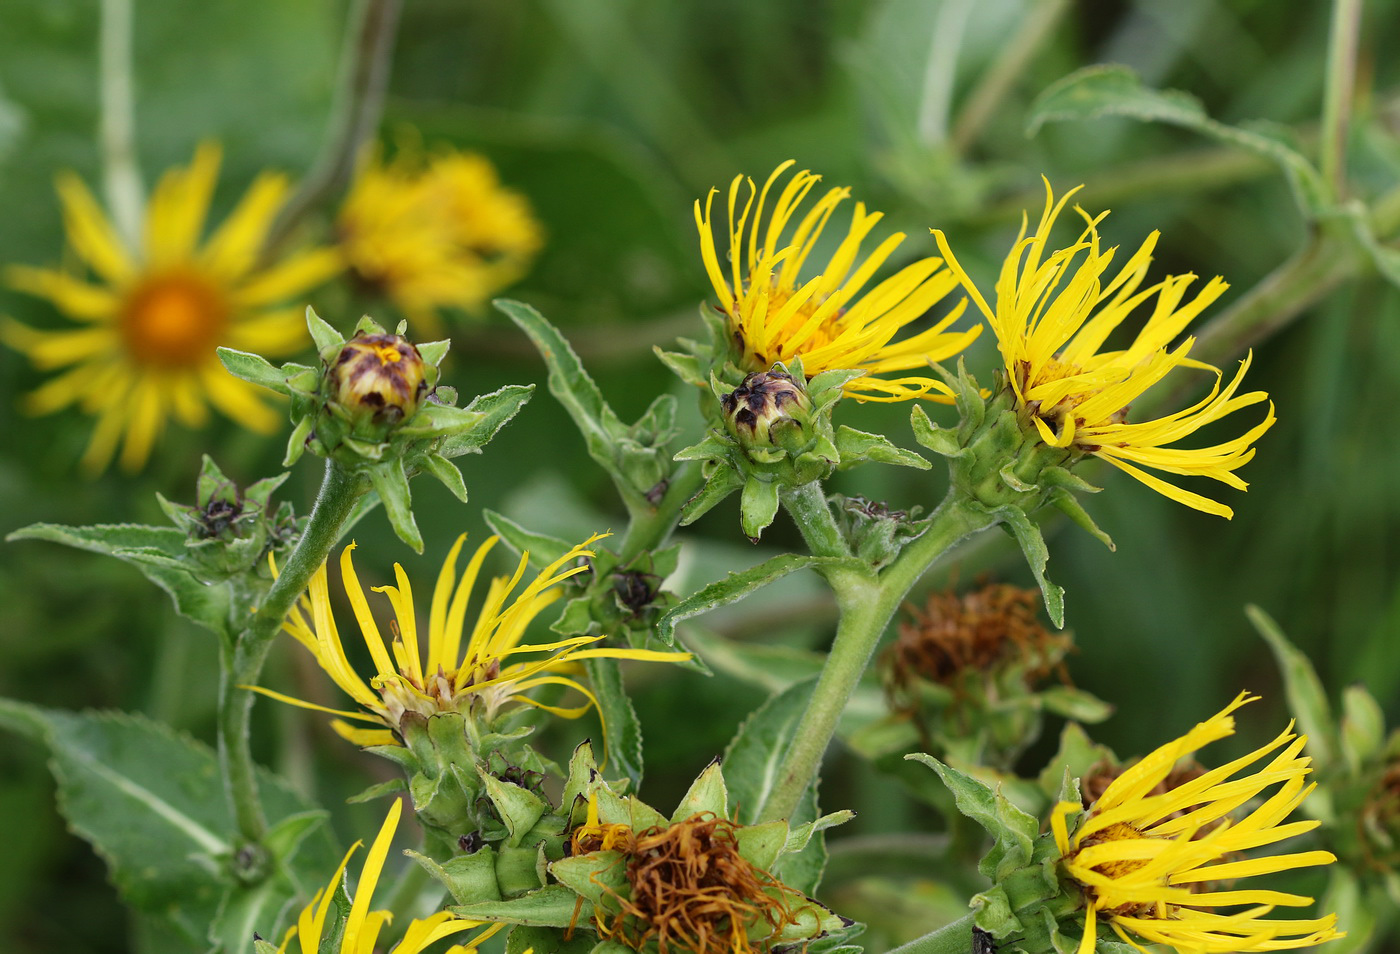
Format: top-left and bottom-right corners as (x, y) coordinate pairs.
(695, 160), (980, 402)
(337, 145), (542, 336)
(2, 142), (343, 474)
(275, 798), (499, 954)
(258, 532), (690, 743)
(932, 179), (1275, 518)
(1050, 692), (1343, 954)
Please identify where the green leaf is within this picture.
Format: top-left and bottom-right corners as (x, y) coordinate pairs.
(586, 657), (645, 790)
(723, 678), (817, 826)
(367, 457), (422, 553)
(1027, 64), (1328, 216)
(496, 299), (643, 495)
(305, 306), (344, 356)
(656, 554), (847, 646)
(1039, 686), (1113, 724)
(437, 384), (536, 459)
(0, 700), (338, 953)
(8, 522), (232, 635)
(453, 884), (583, 928)
(483, 510), (575, 570)
(1247, 605), (1337, 766)
(217, 347), (295, 396)
(905, 754), (1037, 879)
(1340, 684), (1386, 773)
(670, 759), (728, 822)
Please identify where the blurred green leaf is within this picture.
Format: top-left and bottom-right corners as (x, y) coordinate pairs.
(1028, 64), (1328, 216)
(1247, 604), (1338, 766)
(723, 677), (817, 826)
(0, 700), (337, 954)
(586, 657), (645, 791)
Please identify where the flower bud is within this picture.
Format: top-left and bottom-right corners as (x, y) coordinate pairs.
(720, 369), (811, 449)
(328, 332), (427, 426)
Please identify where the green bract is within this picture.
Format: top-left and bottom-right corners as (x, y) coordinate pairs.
(218, 308), (533, 551)
(675, 358), (928, 541)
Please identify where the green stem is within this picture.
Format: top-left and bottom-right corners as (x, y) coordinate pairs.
(618, 460), (705, 561)
(950, 0), (1070, 153)
(887, 913), (976, 954)
(218, 460), (367, 846)
(780, 481), (850, 559)
(264, 0), (402, 255)
(761, 494), (993, 823)
(1320, 0), (1362, 198)
(916, 0), (973, 146)
(98, 0), (143, 244)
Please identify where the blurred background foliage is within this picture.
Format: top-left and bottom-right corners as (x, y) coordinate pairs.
(1, 0), (1397, 951)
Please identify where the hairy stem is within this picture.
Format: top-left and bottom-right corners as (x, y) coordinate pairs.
(618, 460), (706, 561)
(780, 480), (851, 559)
(99, 0), (143, 244)
(218, 460), (367, 845)
(264, 0), (402, 254)
(762, 494), (992, 823)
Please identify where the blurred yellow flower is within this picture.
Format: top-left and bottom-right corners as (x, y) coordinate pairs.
(1051, 692), (1342, 954)
(258, 532), (689, 747)
(933, 180), (1275, 518)
(275, 798), (497, 954)
(2, 143), (342, 474)
(695, 160), (981, 403)
(337, 146), (543, 334)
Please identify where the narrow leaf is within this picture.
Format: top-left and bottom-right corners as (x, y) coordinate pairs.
(723, 678), (818, 826)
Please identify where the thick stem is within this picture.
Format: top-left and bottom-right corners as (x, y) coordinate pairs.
(761, 495), (993, 823)
(780, 481), (850, 559)
(218, 460), (367, 845)
(264, 0), (402, 254)
(1320, 0), (1363, 198)
(618, 460), (706, 561)
(99, 0), (143, 244)
(888, 913), (977, 954)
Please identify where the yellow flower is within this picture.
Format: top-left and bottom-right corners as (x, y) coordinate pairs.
(2, 143), (343, 474)
(337, 146), (543, 335)
(933, 180), (1276, 519)
(258, 532), (690, 747)
(1050, 692), (1343, 954)
(695, 160), (980, 402)
(276, 798), (498, 954)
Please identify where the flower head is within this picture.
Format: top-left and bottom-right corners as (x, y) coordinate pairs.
(270, 799), (496, 954)
(1051, 692), (1343, 954)
(695, 161), (980, 402)
(261, 532), (690, 746)
(337, 145), (542, 334)
(327, 331), (428, 427)
(3, 143), (342, 474)
(933, 180), (1275, 518)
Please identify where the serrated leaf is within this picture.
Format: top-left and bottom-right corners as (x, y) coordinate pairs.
(1247, 605), (1337, 766)
(994, 505), (1065, 628)
(1027, 64), (1328, 216)
(8, 522), (233, 635)
(905, 754), (1037, 878)
(367, 457), (422, 553)
(217, 347), (295, 396)
(436, 384), (536, 459)
(496, 299), (635, 483)
(656, 554), (849, 645)
(724, 678), (818, 826)
(586, 657), (644, 790)
(0, 700), (338, 954)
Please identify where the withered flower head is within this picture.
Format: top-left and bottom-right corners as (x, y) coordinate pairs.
(885, 582), (1061, 694)
(569, 811), (803, 954)
(329, 331), (427, 426)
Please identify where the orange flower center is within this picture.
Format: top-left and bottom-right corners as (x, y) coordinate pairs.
(120, 271), (230, 367)
(731, 288), (840, 371)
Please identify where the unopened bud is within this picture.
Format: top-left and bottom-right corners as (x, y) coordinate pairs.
(329, 333), (427, 426)
(720, 369), (810, 447)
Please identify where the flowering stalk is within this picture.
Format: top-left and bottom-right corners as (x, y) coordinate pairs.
(763, 492), (995, 823)
(218, 458), (366, 849)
